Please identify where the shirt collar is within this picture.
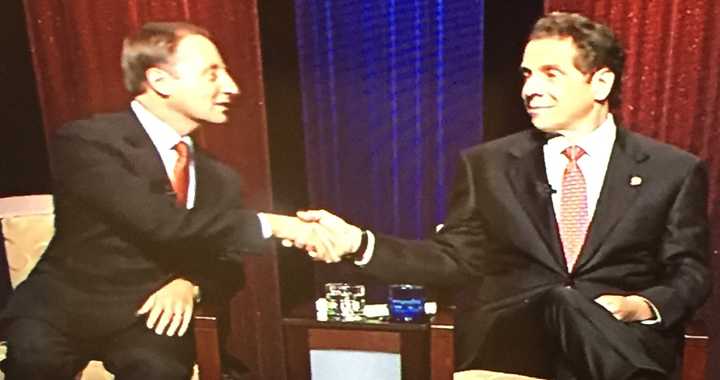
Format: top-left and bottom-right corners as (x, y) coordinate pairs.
(545, 114), (617, 159)
(130, 100), (193, 151)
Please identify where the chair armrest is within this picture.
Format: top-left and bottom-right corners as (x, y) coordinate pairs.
(682, 318), (708, 380)
(684, 318), (707, 339)
(431, 306), (456, 380)
(193, 301), (222, 380)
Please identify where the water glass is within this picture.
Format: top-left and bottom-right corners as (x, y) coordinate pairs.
(324, 283), (365, 321)
(388, 284), (425, 322)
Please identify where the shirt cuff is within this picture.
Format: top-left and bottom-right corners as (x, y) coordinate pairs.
(637, 296), (662, 325)
(354, 230), (376, 266)
(256, 213), (273, 239)
(192, 285), (202, 303)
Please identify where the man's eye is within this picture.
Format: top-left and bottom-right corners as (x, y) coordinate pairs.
(546, 70), (561, 79)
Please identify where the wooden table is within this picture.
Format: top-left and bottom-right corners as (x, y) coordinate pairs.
(283, 304), (455, 380)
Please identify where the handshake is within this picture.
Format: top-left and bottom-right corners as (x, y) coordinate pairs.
(263, 210), (364, 263)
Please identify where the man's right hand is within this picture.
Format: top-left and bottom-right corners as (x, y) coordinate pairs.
(296, 209), (363, 262)
(136, 278), (195, 337)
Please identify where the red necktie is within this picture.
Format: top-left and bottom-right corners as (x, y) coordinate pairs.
(172, 141), (190, 207)
(559, 146), (588, 272)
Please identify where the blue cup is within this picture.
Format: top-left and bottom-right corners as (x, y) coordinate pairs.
(388, 284), (425, 322)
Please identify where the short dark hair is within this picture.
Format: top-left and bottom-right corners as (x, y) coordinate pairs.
(530, 12), (625, 110)
(121, 22), (210, 95)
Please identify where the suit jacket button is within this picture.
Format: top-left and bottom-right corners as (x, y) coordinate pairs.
(564, 279), (574, 287)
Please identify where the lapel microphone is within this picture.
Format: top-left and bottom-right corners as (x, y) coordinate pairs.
(536, 182), (557, 197)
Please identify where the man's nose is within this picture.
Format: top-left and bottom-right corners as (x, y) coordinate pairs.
(220, 71), (240, 95)
(521, 75), (543, 99)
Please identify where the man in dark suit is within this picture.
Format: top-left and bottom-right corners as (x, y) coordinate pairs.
(1, 22), (319, 379)
(298, 12), (711, 380)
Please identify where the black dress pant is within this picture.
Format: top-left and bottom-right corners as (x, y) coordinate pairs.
(4, 317), (195, 380)
(471, 286), (678, 380)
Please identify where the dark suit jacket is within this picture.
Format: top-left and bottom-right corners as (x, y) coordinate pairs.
(363, 127), (710, 370)
(3, 111), (266, 338)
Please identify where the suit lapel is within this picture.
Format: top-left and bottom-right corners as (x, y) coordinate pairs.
(575, 128), (648, 270)
(118, 111), (175, 197)
(506, 132), (565, 269)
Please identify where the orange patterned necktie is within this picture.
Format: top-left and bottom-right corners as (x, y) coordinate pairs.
(559, 145), (589, 272)
(171, 141), (190, 207)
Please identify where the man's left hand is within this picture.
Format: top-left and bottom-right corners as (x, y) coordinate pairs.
(136, 278), (195, 336)
(594, 294), (654, 322)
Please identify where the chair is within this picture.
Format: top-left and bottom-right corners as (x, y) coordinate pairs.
(0, 195), (222, 380)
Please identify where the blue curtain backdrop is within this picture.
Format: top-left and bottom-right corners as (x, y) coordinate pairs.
(295, 0), (484, 239)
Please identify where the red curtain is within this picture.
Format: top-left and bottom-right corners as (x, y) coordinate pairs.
(546, 1), (720, 377)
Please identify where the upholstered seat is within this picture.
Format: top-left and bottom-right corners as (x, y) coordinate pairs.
(1, 195), (53, 288)
(454, 370), (545, 380)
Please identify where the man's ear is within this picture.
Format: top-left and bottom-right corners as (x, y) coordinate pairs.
(591, 67), (615, 102)
(144, 67), (175, 96)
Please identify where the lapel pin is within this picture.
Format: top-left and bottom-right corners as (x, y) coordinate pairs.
(630, 176), (642, 186)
